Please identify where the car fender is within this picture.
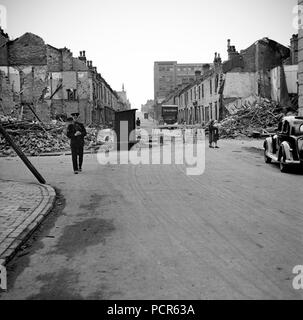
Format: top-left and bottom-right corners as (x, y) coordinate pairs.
(264, 137), (273, 153)
(279, 141), (292, 160)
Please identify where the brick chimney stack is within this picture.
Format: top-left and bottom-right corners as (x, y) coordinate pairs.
(217, 53), (222, 64)
(290, 34), (298, 65)
(214, 52), (222, 68)
(79, 50), (87, 63)
(227, 39), (232, 60)
(86, 60), (93, 68)
(227, 39), (239, 60)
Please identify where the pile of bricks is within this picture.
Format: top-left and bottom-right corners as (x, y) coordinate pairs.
(218, 99), (293, 139)
(0, 120), (100, 156)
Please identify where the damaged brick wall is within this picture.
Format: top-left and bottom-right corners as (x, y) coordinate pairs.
(8, 33), (47, 66)
(0, 29), (9, 65)
(19, 66), (48, 103)
(50, 99), (64, 119)
(0, 45), (8, 66)
(47, 46), (74, 72)
(17, 65), (49, 121)
(78, 100), (92, 124)
(47, 45), (62, 72)
(62, 48), (73, 71)
(0, 28), (9, 47)
(223, 39), (291, 101)
(0, 71), (15, 115)
(1, 31), (115, 125)
(241, 39), (290, 73)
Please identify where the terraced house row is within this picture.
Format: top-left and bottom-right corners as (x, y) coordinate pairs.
(0, 28), (130, 125)
(159, 36), (298, 125)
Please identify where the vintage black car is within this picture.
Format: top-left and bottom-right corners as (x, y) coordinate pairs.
(263, 116), (303, 172)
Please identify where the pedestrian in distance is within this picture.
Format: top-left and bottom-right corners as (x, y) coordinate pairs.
(66, 112), (87, 174)
(182, 127), (186, 144)
(212, 120), (220, 148)
(193, 126), (198, 144)
(208, 119), (214, 148)
(136, 117), (141, 128)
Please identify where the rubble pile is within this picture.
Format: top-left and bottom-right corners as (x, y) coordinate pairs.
(219, 99), (289, 139)
(85, 127), (104, 150)
(0, 117), (107, 156)
(0, 121), (70, 156)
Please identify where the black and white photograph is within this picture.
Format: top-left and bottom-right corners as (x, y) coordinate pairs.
(0, 0), (303, 307)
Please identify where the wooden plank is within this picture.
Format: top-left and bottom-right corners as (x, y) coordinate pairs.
(0, 124), (46, 184)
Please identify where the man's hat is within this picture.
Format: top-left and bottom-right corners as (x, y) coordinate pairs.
(71, 112), (80, 117)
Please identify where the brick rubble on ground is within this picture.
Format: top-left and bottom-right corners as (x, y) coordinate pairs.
(0, 116), (106, 157)
(218, 98), (295, 139)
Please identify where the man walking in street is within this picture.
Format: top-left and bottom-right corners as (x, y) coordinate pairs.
(136, 117), (141, 128)
(208, 120), (214, 148)
(66, 113), (87, 174)
(212, 120), (220, 148)
(208, 119), (220, 148)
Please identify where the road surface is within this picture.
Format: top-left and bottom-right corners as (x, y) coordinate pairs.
(0, 119), (303, 299)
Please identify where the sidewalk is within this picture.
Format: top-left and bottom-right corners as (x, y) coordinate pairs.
(0, 180), (56, 267)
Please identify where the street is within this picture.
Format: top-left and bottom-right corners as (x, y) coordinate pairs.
(1, 118), (303, 299)
(1, 0), (303, 305)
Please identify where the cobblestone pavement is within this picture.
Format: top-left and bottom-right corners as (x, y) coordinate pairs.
(0, 180), (56, 266)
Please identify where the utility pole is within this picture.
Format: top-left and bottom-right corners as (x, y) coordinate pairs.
(0, 124), (46, 184)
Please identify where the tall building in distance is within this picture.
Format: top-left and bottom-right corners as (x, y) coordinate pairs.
(154, 61), (211, 104)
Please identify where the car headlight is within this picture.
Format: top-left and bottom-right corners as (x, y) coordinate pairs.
(300, 124), (303, 133)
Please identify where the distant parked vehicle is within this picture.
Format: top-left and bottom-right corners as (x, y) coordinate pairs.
(263, 116), (303, 172)
(161, 105), (178, 125)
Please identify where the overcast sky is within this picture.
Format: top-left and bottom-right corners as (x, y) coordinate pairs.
(1, 0), (298, 108)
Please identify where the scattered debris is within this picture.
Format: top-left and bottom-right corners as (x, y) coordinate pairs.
(218, 98), (293, 139)
(0, 118), (108, 157)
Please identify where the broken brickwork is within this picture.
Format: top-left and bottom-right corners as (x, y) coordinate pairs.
(0, 31), (127, 125)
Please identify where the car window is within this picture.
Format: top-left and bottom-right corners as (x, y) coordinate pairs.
(282, 121), (290, 134)
(291, 123), (303, 135)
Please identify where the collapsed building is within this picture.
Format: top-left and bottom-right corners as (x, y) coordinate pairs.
(157, 35), (298, 125)
(223, 37), (294, 115)
(0, 28), (130, 125)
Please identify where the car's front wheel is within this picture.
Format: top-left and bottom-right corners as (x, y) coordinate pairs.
(264, 143), (272, 163)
